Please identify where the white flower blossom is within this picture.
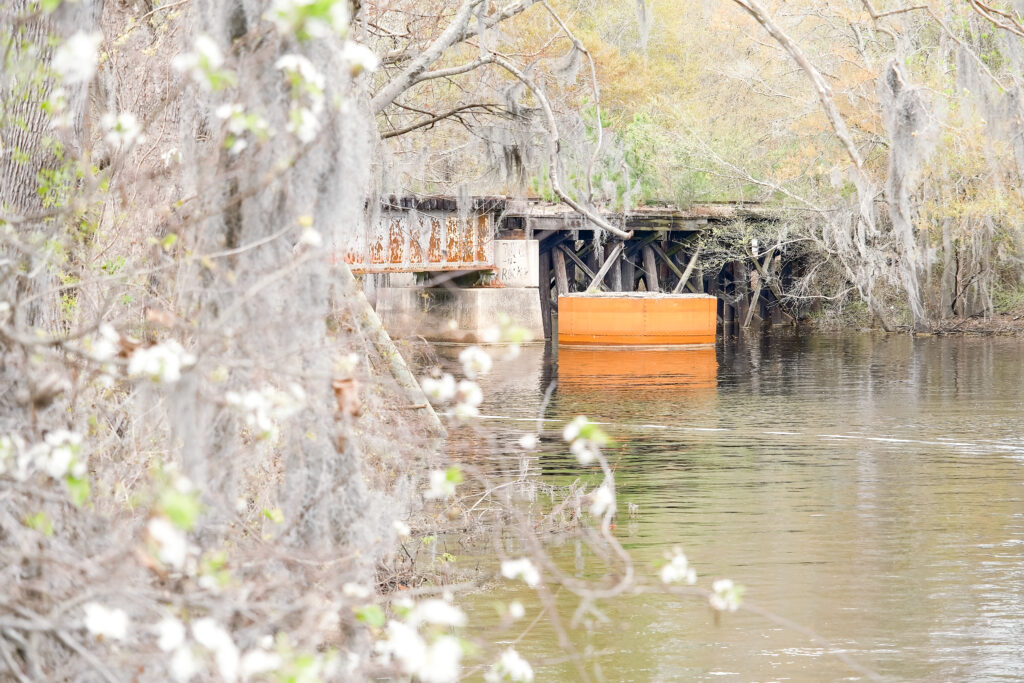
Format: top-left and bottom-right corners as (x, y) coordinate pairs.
(42, 442), (73, 479)
(2, 435), (32, 481)
(518, 433), (538, 450)
(425, 469), (457, 500)
(507, 601), (525, 620)
(275, 54), (326, 92)
(342, 582), (371, 599)
(53, 31), (101, 85)
(418, 636), (462, 683)
(421, 374), (457, 403)
(659, 547), (697, 585)
(155, 617), (186, 652)
(128, 340), (195, 383)
(170, 646), (200, 682)
(265, 0), (350, 39)
(500, 558), (540, 587)
(336, 352), (360, 375)
(452, 402), (480, 420)
(710, 578), (743, 612)
(83, 603), (129, 641)
(458, 346), (492, 379)
(339, 41), (379, 74)
(162, 148), (182, 167)
(148, 517), (189, 569)
(563, 416), (588, 442)
(240, 649), (283, 678)
(37, 430), (82, 480)
(88, 323), (120, 362)
(408, 600), (467, 628)
(0, 435), (15, 477)
(376, 620), (426, 676)
(393, 519), (411, 538)
(481, 325), (502, 343)
(570, 438), (598, 465)
(564, 416), (607, 465)
(485, 648), (534, 683)
(102, 111), (145, 148)
(215, 103), (242, 121)
(192, 618), (240, 682)
(456, 380), (482, 408)
(588, 484), (614, 518)
(299, 226), (323, 248)
(287, 105), (320, 143)
(171, 35), (228, 90)
(225, 384), (305, 440)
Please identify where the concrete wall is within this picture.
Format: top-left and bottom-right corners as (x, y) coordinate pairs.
(376, 287), (544, 343)
(374, 240), (544, 343)
(494, 239), (539, 288)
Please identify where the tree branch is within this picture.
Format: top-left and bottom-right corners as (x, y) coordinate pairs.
(541, 0), (603, 204)
(371, 0), (486, 114)
(380, 102), (504, 139)
(488, 54), (633, 239)
(410, 55), (495, 85)
(379, 0), (543, 66)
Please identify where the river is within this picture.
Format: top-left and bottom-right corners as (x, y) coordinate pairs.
(430, 332), (1024, 681)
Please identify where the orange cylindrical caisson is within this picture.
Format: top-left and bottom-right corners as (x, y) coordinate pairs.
(558, 293), (717, 346)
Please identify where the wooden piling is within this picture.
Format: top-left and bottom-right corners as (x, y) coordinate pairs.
(552, 248), (569, 296)
(539, 249), (552, 339)
(557, 244), (605, 292)
(643, 245), (659, 292)
(734, 260), (749, 325)
(587, 243), (624, 293)
(605, 242), (623, 291)
(621, 252), (636, 292)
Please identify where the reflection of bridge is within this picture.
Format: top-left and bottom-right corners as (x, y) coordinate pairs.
(364, 196), (784, 341)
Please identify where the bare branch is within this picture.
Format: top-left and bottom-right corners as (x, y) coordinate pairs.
(410, 55), (495, 85)
(731, 0), (866, 172)
(380, 102), (505, 139)
(488, 54), (633, 239)
(371, 0), (486, 114)
(541, 0), (604, 204)
(968, 0), (1024, 37)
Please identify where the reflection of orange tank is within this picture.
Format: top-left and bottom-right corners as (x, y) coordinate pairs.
(558, 346), (718, 391)
(558, 293), (717, 346)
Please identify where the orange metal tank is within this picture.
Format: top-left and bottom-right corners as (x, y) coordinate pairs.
(558, 293), (717, 346)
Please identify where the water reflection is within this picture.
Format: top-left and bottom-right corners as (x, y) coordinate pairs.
(557, 346), (718, 393)
(429, 333), (1024, 680)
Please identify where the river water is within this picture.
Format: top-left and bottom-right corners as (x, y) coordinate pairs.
(433, 332), (1024, 681)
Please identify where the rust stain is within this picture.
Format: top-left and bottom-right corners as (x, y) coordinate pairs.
(408, 218), (424, 264)
(369, 235), (385, 264)
(445, 216), (460, 263)
(427, 217), (442, 263)
(388, 217), (404, 264)
(476, 215), (489, 262)
(461, 217), (475, 262)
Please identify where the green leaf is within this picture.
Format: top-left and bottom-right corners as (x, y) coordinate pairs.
(263, 507), (285, 524)
(354, 605), (385, 627)
(160, 490), (201, 530)
(444, 466), (463, 485)
(66, 475), (91, 506)
(24, 512), (54, 536)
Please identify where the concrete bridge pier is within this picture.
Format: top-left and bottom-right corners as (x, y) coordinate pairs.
(375, 239), (546, 343)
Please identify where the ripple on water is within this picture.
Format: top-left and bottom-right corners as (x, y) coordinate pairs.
(427, 334), (1024, 680)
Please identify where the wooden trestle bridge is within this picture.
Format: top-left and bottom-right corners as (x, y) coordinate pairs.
(355, 196), (793, 340)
